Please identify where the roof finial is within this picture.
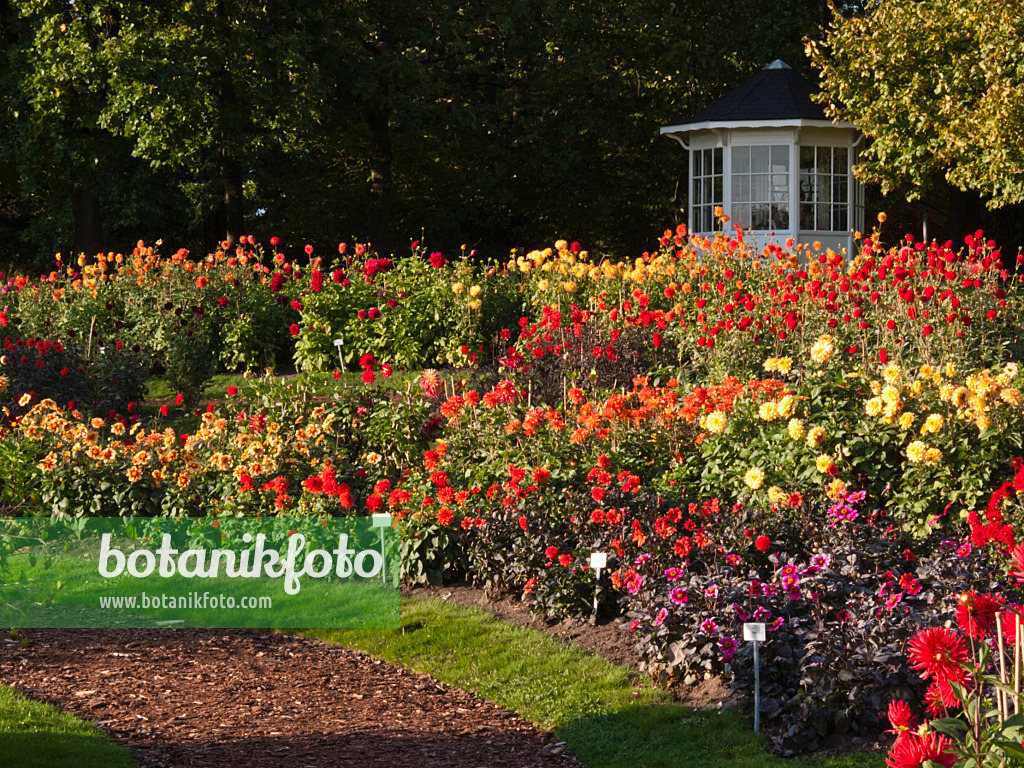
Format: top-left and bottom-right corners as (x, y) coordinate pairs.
(764, 59), (791, 70)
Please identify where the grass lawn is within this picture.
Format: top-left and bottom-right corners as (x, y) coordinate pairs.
(0, 594), (886, 768)
(309, 595), (886, 768)
(0, 684), (134, 768)
(142, 367), (462, 402)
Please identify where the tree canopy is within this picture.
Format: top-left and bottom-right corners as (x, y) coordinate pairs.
(2, 0), (827, 267)
(810, 0), (1024, 208)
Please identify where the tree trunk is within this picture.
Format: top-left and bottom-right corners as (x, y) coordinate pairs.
(367, 102), (392, 256)
(222, 148), (243, 247)
(71, 182), (103, 257)
(214, 0), (242, 246)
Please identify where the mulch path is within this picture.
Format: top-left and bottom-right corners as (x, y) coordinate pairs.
(1, 629), (579, 768)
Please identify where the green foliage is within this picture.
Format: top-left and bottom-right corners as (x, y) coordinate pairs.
(811, 0), (1024, 207)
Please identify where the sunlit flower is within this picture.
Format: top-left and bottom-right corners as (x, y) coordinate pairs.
(882, 363), (903, 386)
(421, 369), (442, 398)
(908, 627), (970, 683)
(744, 466), (765, 490)
(700, 618), (718, 635)
(763, 357), (793, 374)
(806, 425), (826, 448)
(1002, 388), (1022, 406)
(955, 591), (1003, 639)
(906, 441), (928, 464)
(705, 411), (727, 434)
(865, 397), (883, 417)
(776, 394), (796, 418)
(767, 486), (787, 505)
(815, 454), (834, 474)
(788, 419), (805, 440)
(921, 413), (944, 435)
(809, 335), (834, 365)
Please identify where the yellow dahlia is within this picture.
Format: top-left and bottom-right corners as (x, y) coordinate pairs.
(809, 335), (835, 365)
(705, 411), (727, 434)
(906, 440), (928, 464)
(788, 418), (805, 440)
(806, 425), (827, 448)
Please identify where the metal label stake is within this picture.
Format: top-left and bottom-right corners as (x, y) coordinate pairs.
(333, 337), (346, 373)
(743, 622), (766, 732)
(589, 552), (607, 621)
(371, 513), (392, 582)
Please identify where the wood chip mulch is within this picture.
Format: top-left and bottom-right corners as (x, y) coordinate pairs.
(1, 629), (580, 768)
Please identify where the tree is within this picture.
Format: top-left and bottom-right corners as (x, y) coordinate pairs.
(809, 0), (1024, 208)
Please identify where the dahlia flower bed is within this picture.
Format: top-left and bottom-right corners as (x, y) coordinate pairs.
(3, 222), (1024, 758)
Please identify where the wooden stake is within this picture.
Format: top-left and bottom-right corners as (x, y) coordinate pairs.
(1016, 613), (1022, 716)
(997, 612), (1008, 720)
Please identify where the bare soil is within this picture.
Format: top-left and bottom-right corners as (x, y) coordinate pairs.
(1, 628), (579, 768)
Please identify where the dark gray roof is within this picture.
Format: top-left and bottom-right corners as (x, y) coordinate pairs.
(663, 60), (829, 129)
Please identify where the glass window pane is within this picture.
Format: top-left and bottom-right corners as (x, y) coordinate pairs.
(734, 175), (750, 202)
(771, 145), (789, 173)
(733, 146), (750, 174)
(752, 203), (770, 230)
(800, 146), (815, 172)
(752, 174), (769, 202)
(703, 178), (712, 202)
(713, 148), (723, 175)
(817, 146), (832, 174)
(732, 203), (751, 229)
(692, 177), (702, 205)
(835, 206), (848, 232)
(703, 149), (712, 173)
(800, 173), (814, 202)
(833, 176), (848, 203)
(800, 203), (815, 230)
(817, 174), (831, 203)
(772, 204), (789, 230)
(713, 176), (723, 203)
(693, 150), (702, 177)
(771, 174), (789, 202)
(834, 148), (848, 174)
(817, 203), (830, 228)
(751, 146), (769, 174)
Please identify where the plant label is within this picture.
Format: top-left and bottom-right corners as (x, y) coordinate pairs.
(743, 622), (766, 642)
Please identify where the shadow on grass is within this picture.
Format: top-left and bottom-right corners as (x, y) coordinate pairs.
(0, 731), (133, 768)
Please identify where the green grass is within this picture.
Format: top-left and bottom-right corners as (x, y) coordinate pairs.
(0, 685), (134, 768)
(143, 367), (462, 402)
(309, 596), (886, 768)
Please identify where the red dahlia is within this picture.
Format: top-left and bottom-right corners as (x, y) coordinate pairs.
(885, 731), (955, 768)
(955, 590), (1004, 639)
(885, 700), (916, 735)
(907, 627), (970, 684)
